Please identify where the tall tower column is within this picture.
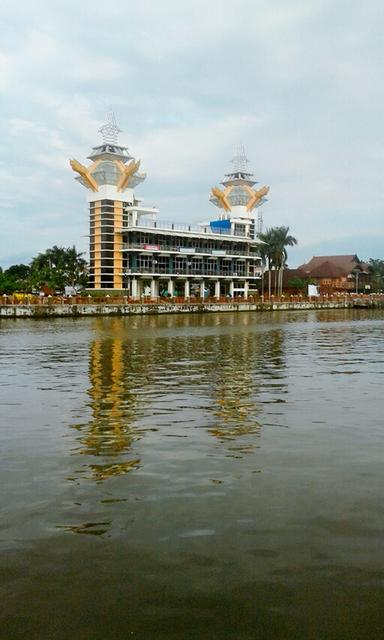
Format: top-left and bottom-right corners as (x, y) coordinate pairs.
(131, 278), (138, 299)
(168, 279), (174, 297)
(70, 112), (146, 290)
(150, 279), (158, 300)
(209, 145), (269, 240)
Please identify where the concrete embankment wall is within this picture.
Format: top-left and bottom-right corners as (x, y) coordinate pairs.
(1, 299), (382, 318)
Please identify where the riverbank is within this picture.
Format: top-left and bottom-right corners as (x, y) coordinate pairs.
(1, 296), (384, 318)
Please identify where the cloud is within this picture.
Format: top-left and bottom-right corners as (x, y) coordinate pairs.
(0, 51), (12, 91)
(0, 0), (384, 268)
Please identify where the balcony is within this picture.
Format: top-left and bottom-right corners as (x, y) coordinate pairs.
(121, 242), (261, 259)
(122, 267), (262, 278)
(123, 219), (232, 235)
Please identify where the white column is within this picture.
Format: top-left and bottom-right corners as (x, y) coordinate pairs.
(150, 279), (158, 299)
(229, 281), (234, 297)
(200, 280), (205, 298)
(131, 278), (138, 300)
(168, 279), (174, 297)
(215, 280), (221, 299)
(244, 281), (249, 299)
(184, 280), (190, 299)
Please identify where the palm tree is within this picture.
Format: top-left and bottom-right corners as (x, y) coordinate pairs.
(258, 228), (275, 298)
(271, 226), (298, 295)
(258, 226), (297, 296)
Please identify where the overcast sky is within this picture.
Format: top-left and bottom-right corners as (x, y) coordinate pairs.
(1, 0), (383, 268)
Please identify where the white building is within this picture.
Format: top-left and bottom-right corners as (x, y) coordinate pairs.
(70, 116), (268, 298)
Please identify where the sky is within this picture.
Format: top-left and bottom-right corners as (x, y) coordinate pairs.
(1, 0), (383, 268)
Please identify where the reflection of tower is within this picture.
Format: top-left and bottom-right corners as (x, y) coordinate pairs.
(84, 320), (137, 458)
(208, 330), (262, 445)
(73, 318), (157, 481)
(69, 112), (150, 289)
(71, 321), (142, 481)
(210, 144), (269, 238)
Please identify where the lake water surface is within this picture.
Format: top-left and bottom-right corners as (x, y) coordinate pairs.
(1, 309), (384, 639)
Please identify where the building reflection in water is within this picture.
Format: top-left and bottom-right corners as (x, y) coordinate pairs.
(72, 318), (154, 481)
(71, 315), (287, 480)
(205, 323), (286, 455)
(207, 333), (262, 448)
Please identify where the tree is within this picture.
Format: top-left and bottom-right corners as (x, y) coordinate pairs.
(368, 258), (384, 292)
(271, 226), (298, 296)
(288, 277), (307, 293)
(258, 226), (298, 296)
(0, 264), (30, 293)
(30, 245), (88, 292)
(258, 228), (275, 298)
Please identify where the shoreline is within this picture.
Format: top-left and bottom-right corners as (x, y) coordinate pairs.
(1, 298), (383, 319)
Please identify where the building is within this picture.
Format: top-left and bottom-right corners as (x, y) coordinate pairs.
(70, 115), (268, 298)
(296, 254), (369, 293)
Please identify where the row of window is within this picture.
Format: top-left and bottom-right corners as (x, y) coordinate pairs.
(126, 234), (259, 256)
(90, 199), (129, 206)
(89, 250), (115, 257)
(128, 256), (247, 276)
(90, 234), (115, 243)
(90, 213), (115, 220)
(88, 280), (114, 288)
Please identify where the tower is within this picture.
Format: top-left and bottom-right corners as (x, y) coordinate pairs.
(209, 144), (269, 238)
(70, 112), (147, 289)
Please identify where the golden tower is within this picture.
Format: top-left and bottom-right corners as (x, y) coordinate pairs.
(209, 144), (269, 238)
(70, 112), (146, 289)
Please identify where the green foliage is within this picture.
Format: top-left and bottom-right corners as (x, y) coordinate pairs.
(288, 277), (308, 292)
(258, 226), (298, 295)
(0, 264), (30, 293)
(258, 226), (298, 269)
(0, 246), (88, 294)
(368, 258), (384, 291)
(30, 245), (88, 292)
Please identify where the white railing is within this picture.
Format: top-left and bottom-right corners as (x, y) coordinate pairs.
(122, 268), (261, 277)
(121, 242), (261, 258)
(122, 219), (235, 236)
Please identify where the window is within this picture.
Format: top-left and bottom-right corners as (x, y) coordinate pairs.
(190, 258), (203, 274)
(137, 255), (152, 271)
(235, 261), (246, 276)
(157, 256), (169, 273)
(173, 257), (187, 273)
(221, 260), (232, 275)
(205, 260), (217, 274)
(234, 224), (246, 237)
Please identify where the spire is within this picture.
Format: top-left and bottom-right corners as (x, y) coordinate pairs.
(231, 143), (249, 173)
(210, 145), (269, 218)
(99, 110), (122, 145)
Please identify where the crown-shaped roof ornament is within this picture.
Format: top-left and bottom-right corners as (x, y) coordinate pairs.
(231, 143), (249, 173)
(99, 110), (122, 145)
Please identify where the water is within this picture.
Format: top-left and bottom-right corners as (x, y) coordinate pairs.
(1, 309), (384, 639)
